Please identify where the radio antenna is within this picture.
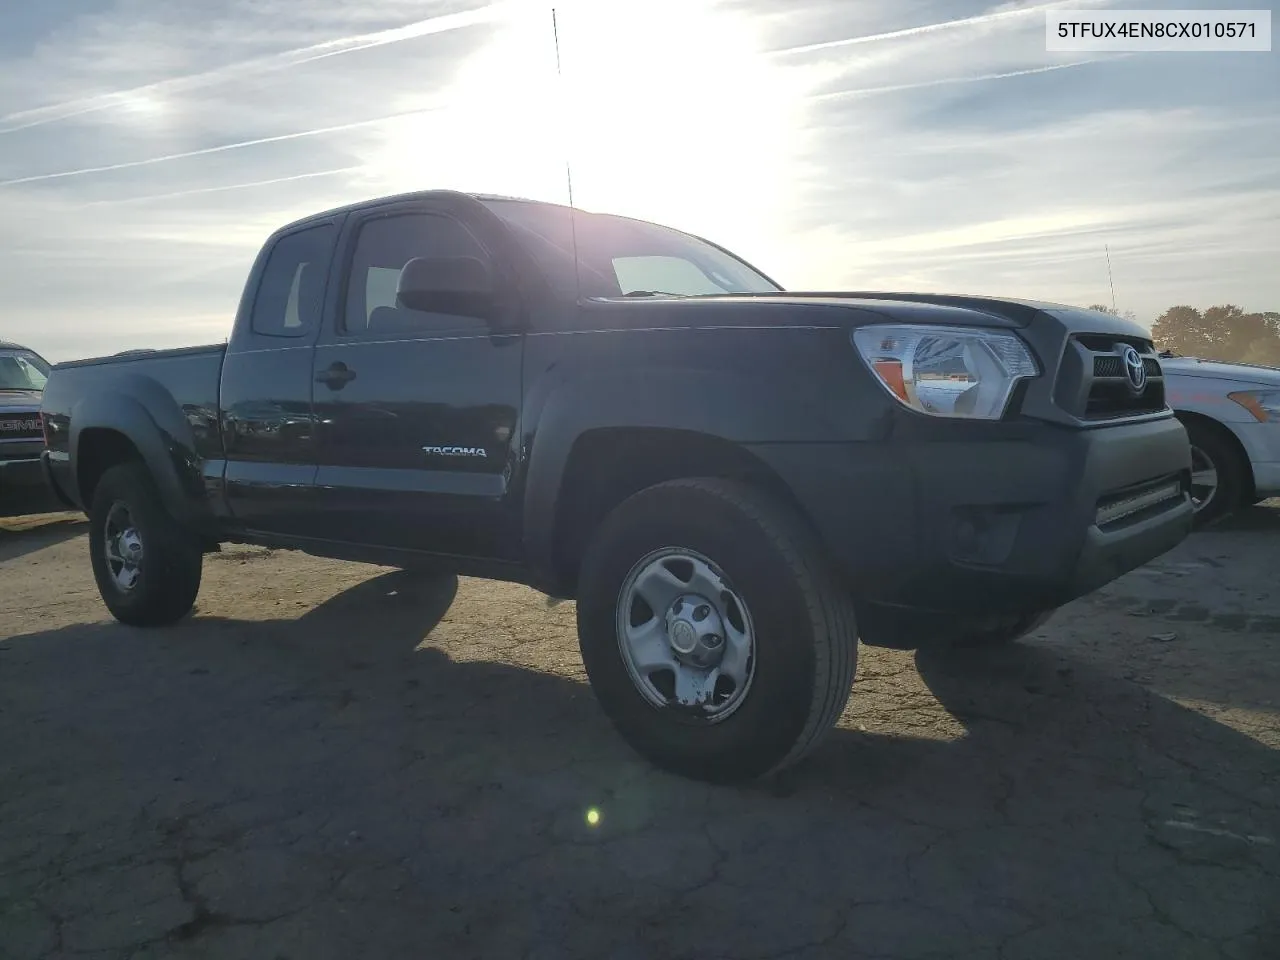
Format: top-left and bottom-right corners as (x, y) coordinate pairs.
(550, 8), (583, 305)
(1105, 243), (1117, 314)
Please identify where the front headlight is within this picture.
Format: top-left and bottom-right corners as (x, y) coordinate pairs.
(851, 324), (1039, 420)
(1228, 390), (1280, 422)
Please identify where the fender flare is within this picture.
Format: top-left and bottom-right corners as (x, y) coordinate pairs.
(68, 374), (206, 527)
(519, 367), (841, 586)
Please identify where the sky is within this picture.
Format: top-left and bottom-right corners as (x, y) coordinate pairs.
(0, 0), (1276, 362)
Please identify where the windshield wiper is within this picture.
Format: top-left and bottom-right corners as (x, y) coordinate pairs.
(619, 290), (688, 298)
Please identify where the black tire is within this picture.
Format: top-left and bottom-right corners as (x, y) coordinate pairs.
(88, 461), (203, 627)
(576, 478), (858, 784)
(1181, 417), (1246, 528)
(858, 603), (1056, 650)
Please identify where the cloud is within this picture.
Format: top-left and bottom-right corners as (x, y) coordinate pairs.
(809, 58), (1107, 102)
(772, 101), (1279, 316)
(767, 0), (1108, 57)
(84, 167), (362, 206)
(0, 3), (503, 134)
(729, 0), (1279, 321)
(0, 105), (449, 187)
(0, 1), (505, 359)
(0, 0), (1275, 361)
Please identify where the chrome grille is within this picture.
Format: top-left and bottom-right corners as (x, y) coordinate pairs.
(1093, 355), (1161, 379)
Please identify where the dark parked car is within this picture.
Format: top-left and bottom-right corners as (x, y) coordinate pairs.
(40, 190), (1195, 782)
(1, 340), (58, 517)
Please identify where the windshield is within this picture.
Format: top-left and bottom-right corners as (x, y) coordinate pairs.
(480, 199), (782, 300)
(0, 349), (51, 391)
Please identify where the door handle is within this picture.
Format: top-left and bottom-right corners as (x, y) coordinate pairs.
(316, 362), (357, 389)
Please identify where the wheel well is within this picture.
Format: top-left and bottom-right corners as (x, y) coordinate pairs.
(551, 428), (803, 596)
(1175, 410), (1255, 501)
(76, 429), (143, 508)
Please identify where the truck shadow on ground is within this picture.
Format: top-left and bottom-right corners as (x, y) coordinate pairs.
(0, 512), (86, 563)
(1210, 500), (1280, 533)
(1, 570), (1277, 959)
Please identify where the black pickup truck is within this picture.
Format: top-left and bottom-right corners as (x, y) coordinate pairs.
(40, 189), (1194, 782)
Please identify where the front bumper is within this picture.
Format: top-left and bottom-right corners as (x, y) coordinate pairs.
(1251, 464), (1280, 500)
(0, 456), (63, 517)
(747, 414), (1194, 614)
(1231, 420), (1280, 498)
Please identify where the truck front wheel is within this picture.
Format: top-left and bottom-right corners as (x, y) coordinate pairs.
(88, 462), (203, 627)
(576, 478), (858, 783)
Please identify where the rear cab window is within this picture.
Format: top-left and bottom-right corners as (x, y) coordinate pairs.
(249, 223), (337, 339)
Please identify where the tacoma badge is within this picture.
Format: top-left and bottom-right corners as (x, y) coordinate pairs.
(422, 445), (488, 458)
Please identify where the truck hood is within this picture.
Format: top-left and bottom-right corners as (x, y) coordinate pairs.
(1159, 356), (1280, 385)
(634, 291), (1154, 338)
(0, 389), (42, 410)
(791, 292), (1151, 334)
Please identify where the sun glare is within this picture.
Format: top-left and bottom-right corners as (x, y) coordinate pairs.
(115, 92), (166, 119)
(358, 0), (819, 269)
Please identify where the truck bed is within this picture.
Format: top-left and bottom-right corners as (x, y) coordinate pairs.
(40, 342), (228, 511)
(50, 342), (227, 370)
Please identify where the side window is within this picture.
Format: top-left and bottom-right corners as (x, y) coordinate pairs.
(250, 223), (336, 338)
(612, 255), (727, 296)
(343, 213), (489, 336)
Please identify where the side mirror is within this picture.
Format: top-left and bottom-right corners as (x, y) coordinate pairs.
(396, 256), (496, 320)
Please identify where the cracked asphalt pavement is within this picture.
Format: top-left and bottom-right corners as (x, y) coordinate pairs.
(1, 507), (1278, 960)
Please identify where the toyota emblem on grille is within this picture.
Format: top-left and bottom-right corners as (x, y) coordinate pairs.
(1121, 345), (1147, 394)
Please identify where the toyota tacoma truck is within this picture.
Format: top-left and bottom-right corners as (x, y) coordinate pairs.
(40, 190), (1194, 783)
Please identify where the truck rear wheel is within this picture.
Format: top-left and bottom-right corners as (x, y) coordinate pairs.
(88, 462), (203, 627)
(576, 478), (858, 783)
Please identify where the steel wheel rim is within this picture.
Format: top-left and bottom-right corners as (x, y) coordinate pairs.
(1189, 445), (1219, 512)
(103, 500), (144, 592)
(615, 547), (756, 722)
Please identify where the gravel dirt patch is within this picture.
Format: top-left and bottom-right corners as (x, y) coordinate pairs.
(1, 507), (1277, 959)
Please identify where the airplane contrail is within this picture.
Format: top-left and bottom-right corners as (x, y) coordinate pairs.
(0, 3), (505, 135)
(770, 0), (1109, 56)
(83, 167), (363, 206)
(0, 106), (443, 187)
(810, 59), (1104, 102)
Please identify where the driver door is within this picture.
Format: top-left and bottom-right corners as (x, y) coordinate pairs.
(311, 203), (524, 560)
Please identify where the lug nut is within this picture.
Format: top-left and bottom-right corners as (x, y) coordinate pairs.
(694, 605), (711, 621)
